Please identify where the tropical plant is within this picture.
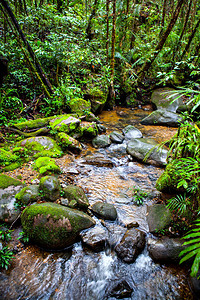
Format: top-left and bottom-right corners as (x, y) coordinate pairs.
(0, 228), (13, 242)
(0, 246), (14, 270)
(179, 218), (200, 278)
(18, 231), (29, 244)
(130, 186), (148, 206)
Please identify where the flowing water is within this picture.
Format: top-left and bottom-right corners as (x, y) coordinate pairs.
(0, 107), (193, 299)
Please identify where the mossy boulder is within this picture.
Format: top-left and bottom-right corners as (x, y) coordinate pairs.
(34, 157), (61, 175)
(15, 185), (40, 205)
(141, 109), (182, 127)
(146, 204), (172, 233)
(156, 159), (180, 192)
(80, 122), (98, 138)
(86, 87), (107, 114)
(67, 98), (91, 115)
(92, 135), (111, 148)
(21, 202), (96, 250)
(0, 174), (23, 189)
(91, 202), (117, 221)
(49, 115), (80, 134)
(63, 185), (89, 210)
(18, 136), (62, 158)
(12, 117), (52, 131)
(0, 148), (19, 167)
(39, 175), (61, 201)
(56, 132), (82, 152)
(110, 131), (124, 143)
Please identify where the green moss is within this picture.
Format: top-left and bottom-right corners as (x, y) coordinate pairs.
(15, 185), (39, 205)
(34, 157), (61, 175)
(13, 116), (52, 130)
(2, 161), (22, 172)
(0, 148), (19, 166)
(68, 98), (91, 115)
(56, 132), (82, 152)
(80, 122), (98, 138)
(0, 174), (23, 189)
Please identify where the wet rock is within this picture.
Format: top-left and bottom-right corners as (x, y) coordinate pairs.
(56, 132), (82, 152)
(147, 237), (185, 263)
(15, 185), (40, 205)
(18, 136), (62, 158)
(190, 271), (200, 298)
(21, 202), (96, 250)
(115, 228), (146, 263)
(39, 175), (61, 201)
(34, 157), (61, 175)
(91, 202), (117, 221)
(0, 185), (24, 224)
(49, 115), (80, 134)
(80, 225), (108, 251)
(102, 222), (127, 247)
(126, 138), (168, 166)
(108, 280), (133, 299)
(151, 87), (184, 112)
(80, 121), (98, 138)
(84, 153), (114, 168)
(63, 185), (89, 210)
(147, 204), (172, 233)
(97, 124), (106, 133)
(110, 131), (124, 143)
(122, 125), (142, 139)
(92, 135), (111, 148)
(141, 109), (182, 127)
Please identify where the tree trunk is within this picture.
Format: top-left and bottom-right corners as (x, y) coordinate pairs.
(181, 17), (200, 59)
(0, 0), (54, 96)
(85, 0), (99, 40)
(109, 0), (116, 109)
(138, 0), (185, 81)
(161, 0), (167, 28)
(106, 0), (109, 63)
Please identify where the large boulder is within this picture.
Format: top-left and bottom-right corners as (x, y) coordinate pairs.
(49, 115), (80, 133)
(39, 176), (61, 201)
(91, 202), (117, 221)
(115, 228), (146, 263)
(21, 202), (96, 250)
(147, 237), (185, 263)
(146, 204), (172, 233)
(122, 125), (142, 139)
(92, 135), (111, 148)
(126, 138), (168, 166)
(83, 153), (114, 168)
(66, 98), (91, 115)
(63, 185), (89, 210)
(0, 176), (24, 223)
(141, 109), (182, 127)
(151, 87), (184, 112)
(80, 122), (98, 138)
(17, 136), (62, 158)
(34, 157), (61, 175)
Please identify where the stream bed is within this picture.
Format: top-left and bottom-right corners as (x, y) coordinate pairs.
(0, 107), (193, 299)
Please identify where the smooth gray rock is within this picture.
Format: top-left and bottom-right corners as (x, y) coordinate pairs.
(92, 135), (111, 148)
(151, 87), (184, 112)
(0, 185), (23, 224)
(122, 125), (142, 139)
(91, 202), (117, 221)
(141, 109), (182, 127)
(110, 131), (125, 143)
(84, 153), (114, 168)
(80, 225), (108, 251)
(147, 237), (185, 263)
(115, 228), (146, 263)
(126, 138), (168, 166)
(147, 204), (172, 233)
(39, 175), (61, 201)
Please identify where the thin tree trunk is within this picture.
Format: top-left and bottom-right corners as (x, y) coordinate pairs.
(106, 0), (109, 63)
(138, 0), (185, 81)
(172, 0), (192, 62)
(109, 0), (116, 109)
(0, 0), (53, 96)
(181, 17), (200, 59)
(85, 0), (99, 40)
(161, 0), (167, 28)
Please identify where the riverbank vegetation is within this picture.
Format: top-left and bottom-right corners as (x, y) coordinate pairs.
(0, 0), (200, 279)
